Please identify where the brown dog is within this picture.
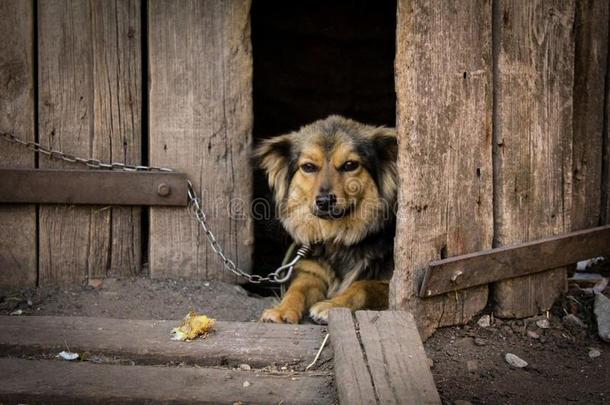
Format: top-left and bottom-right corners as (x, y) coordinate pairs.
(255, 115), (397, 324)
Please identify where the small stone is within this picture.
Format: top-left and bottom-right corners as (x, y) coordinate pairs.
(474, 337), (487, 346)
(280, 366), (288, 371)
(477, 315), (491, 328)
(527, 330), (540, 339)
(466, 360), (478, 373)
(9, 309), (23, 316)
(536, 318), (550, 329)
(242, 381), (251, 388)
(563, 314), (586, 329)
(88, 278), (103, 289)
(594, 292), (610, 342)
(588, 348), (601, 359)
(239, 364), (251, 371)
(505, 353), (528, 368)
(204, 282), (210, 287)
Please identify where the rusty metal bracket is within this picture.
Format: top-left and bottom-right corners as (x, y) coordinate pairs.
(419, 225), (610, 298)
(0, 168), (188, 206)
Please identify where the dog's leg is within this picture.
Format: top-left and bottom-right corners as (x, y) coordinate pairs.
(309, 280), (389, 324)
(260, 259), (333, 324)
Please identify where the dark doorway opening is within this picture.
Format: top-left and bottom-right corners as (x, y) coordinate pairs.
(250, 0), (397, 290)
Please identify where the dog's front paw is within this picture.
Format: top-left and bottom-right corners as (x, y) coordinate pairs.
(260, 307), (301, 324)
(309, 301), (341, 325)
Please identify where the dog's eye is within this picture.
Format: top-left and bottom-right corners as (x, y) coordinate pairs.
(340, 160), (359, 172)
(300, 163), (319, 173)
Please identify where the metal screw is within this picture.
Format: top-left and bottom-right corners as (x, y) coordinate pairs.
(157, 183), (171, 197)
(450, 270), (463, 283)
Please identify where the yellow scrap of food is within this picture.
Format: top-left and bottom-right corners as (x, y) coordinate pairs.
(170, 311), (216, 341)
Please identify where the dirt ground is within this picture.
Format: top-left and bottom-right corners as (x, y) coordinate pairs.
(1, 272), (609, 404)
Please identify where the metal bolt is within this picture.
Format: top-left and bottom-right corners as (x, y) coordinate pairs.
(157, 183), (171, 197)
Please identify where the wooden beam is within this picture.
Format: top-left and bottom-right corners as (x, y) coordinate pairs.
(420, 225), (610, 297)
(0, 358), (334, 404)
(355, 311), (441, 404)
(328, 309), (377, 405)
(0, 316), (325, 368)
(0, 169), (187, 206)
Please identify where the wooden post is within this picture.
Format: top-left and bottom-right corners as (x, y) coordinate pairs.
(148, 0), (253, 281)
(392, 0), (493, 339)
(38, 0), (142, 284)
(0, 0), (36, 287)
(492, 0), (575, 318)
(572, 0), (609, 231)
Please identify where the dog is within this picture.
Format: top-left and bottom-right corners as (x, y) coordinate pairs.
(255, 115), (397, 324)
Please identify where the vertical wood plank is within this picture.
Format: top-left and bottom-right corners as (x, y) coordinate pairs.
(572, 0), (609, 231)
(148, 0), (253, 281)
(91, 0), (142, 277)
(38, 0), (142, 285)
(0, 0), (36, 287)
(392, 0), (493, 339)
(493, 0), (575, 318)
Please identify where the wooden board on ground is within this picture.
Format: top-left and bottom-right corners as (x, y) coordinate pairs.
(328, 309), (440, 405)
(392, 0), (493, 339)
(572, 0), (609, 230)
(492, 0), (575, 318)
(420, 225), (610, 297)
(328, 308), (377, 405)
(148, 0), (253, 281)
(0, 358), (334, 405)
(0, 0), (36, 287)
(0, 316), (326, 368)
(38, 0), (142, 284)
(356, 311), (441, 404)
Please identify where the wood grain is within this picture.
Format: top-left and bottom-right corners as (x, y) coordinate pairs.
(148, 0), (253, 281)
(0, 0), (36, 287)
(493, 0), (575, 318)
(572, 0), (608, 230)
(0, 358), (335, 404)
(328, 308), (377, 405)
(392, 0), (493, 339)
(0, 315), (325, 368)
(356, 311), (441, 404)
(38, 0), (142, 285)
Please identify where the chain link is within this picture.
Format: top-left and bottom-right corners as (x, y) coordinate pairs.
(1, 131), (310, 283)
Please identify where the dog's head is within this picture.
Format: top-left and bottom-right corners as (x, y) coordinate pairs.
(255, 116), (397, 246)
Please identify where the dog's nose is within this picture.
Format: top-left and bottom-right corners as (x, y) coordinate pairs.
(315, 193), (337, 211)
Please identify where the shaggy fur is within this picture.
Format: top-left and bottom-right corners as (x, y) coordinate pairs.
(255, 115), (397, 324)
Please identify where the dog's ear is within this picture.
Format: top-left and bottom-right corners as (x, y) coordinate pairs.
(370, 127), (398, 202)
(254, 134), (294, 201)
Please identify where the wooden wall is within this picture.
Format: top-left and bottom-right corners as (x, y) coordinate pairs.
(0, 0), (253, 286)
(393, 0), (610, 338)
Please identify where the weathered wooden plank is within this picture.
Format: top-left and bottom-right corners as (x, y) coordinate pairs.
(421, 225), (610, 297)
(392, 0), (493, 339)
(572, 0), (609, 230)
(0, 316), (325, 368)
(38, 0), (142, 284)
(328, 309), (377, 405)
(0, 358), (335, 404)
(0, 169), (187, 206)
(148, 0), (253, 281)
(0, 0), (36, 287)
(356, 311), (441, 404)
(493, 0), (575, 318)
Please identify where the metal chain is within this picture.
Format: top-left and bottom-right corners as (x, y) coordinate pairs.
(0, 131), (309, 284)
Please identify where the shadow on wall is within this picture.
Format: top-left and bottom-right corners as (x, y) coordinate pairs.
(251, 0), (397, 278)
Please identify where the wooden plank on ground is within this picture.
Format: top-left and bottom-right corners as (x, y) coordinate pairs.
(572, 0), (609, 230)
(328, 308), (377, 405)
(38, 0), (142, 284)
(0, 316), (325, 368)
(0, 358), (334, 404)
(148, 0), (253, 281)
(0, 0), (36, 287)
(421, 225), (610, 297)
(392, 0), (493, 338)
(492, 0), (575, 318)
(355, 311), (441, 404)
